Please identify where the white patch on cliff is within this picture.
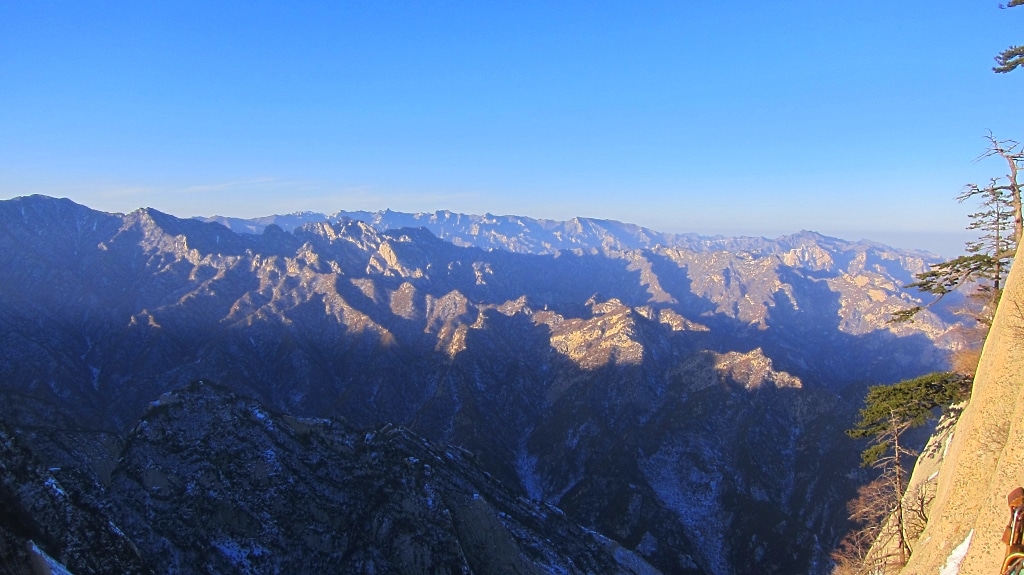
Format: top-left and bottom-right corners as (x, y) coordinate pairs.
(939, 529), (973, 575)
(44, 477), (67, 499)
(214, 538), (267, 569)
(640, 443), (729, 575)
(28, 541), (73, 575)
(515, 443), (543, 501)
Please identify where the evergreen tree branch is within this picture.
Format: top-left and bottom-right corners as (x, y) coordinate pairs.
(995, 2), (1024, 73)
(994, 45), (1024, 74)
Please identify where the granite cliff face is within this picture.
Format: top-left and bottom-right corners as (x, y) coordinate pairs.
(890, 249), (1024, 574)
(0, 195), (963, 574)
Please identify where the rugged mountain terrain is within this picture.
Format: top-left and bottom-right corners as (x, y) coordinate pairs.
(0, 420), (148, 574)
(0, 195), (963, 573)
(2, 380), (660, 574)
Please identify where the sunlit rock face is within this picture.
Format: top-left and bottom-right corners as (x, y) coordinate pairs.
(897, 252), (1024, 575)
(0, 196), (961, 574)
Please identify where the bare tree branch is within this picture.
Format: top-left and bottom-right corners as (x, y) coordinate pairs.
(892, 134), (1020, 322)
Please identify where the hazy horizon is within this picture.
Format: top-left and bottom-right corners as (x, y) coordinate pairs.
(3, 2), (1021, 258)
(9, 192), (968, 258)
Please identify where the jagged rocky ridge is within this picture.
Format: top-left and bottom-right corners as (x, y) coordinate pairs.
(0, 195), (962, 574)
(204, 208), (931, 260)
(1, 381), (659, 574)
(0, 421), (148, 574)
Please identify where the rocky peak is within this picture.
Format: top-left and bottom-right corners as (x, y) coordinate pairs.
(105, 380), (662, 574)
(0, 196), (971, 574)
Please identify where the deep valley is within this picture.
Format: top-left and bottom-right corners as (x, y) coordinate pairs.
(0, 195), (963, 574)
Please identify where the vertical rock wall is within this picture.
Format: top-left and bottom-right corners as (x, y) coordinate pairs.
(900, 259), (1024, 575)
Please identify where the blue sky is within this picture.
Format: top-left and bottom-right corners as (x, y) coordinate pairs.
(2, 1), (1022, 256)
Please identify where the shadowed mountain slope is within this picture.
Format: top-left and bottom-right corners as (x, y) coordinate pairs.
(1, 381), (661, 574)
(0, 195), (964, 574)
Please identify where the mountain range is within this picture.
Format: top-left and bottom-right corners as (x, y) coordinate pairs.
(0, 195), (964, 574)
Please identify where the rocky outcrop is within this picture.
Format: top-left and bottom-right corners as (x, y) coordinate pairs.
(105, 381), (660, 574)
(897, 258), (1024, 574)
(0, 381), (663, 573)
(0, 195), (968, 574)
(0, 422), (150, 574)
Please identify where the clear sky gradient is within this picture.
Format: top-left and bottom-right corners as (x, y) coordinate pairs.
(2, 1), (1022, 256)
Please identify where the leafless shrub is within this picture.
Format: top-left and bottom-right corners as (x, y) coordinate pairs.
(904, 482), (935, 542)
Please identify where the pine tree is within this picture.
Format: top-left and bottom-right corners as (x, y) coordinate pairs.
(847, 372), (969, 467)
(994, 0), (1024, 73)
(963, 180), (1016, 291)
(839, 372), (971, 572)
(892, 135), (1021, 323)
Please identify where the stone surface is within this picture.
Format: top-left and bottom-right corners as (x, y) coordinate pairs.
(898, 250), (1024, 574)
(0, 195), (968, 574)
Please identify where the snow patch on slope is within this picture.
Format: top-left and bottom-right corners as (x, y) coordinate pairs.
(29, 541), (74, 575)
(516, 442), (544, 501)
(640, 442), (729, 575)
(939, 529), (973, 575)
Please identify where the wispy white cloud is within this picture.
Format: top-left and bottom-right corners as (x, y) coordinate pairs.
(178, 178), (279, 195)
